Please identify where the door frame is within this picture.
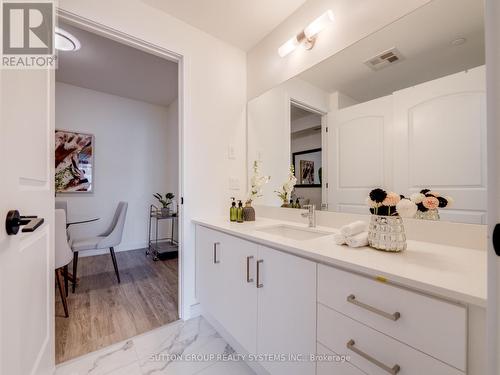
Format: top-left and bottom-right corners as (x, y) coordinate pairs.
(56, 9), (186, 320)
(289, 99), (328, 209)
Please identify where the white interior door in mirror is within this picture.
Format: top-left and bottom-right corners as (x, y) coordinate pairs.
(393, 66), (486, 224)
(328, 95), (393, 214)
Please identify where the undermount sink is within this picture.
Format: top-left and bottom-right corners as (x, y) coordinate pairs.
(255, 224), (333, 241)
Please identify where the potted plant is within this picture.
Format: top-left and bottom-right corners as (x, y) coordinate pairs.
(153, 192), (175, 216)
(275, 165), (297, 207)
(410, 189), (453, 221)
(366, 188), (417, 252)
(245, 161), (270, 221)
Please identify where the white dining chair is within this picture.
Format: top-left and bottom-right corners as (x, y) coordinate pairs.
(55, 209), (73, 318)
(70, 202), (128, 292)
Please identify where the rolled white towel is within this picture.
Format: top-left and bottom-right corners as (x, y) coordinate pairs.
(333, 233), (346, 245)
(346, 232), (369, 248)
(340, 220), (367, 237)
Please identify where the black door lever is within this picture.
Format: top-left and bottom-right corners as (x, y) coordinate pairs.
(5, 210), (44, 235)
(493, 224), (500, 256)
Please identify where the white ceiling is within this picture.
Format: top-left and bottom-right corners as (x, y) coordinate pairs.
(141, 0), (308, 51)
(298, 0), (485, 103)
(56, 22), (178, 107)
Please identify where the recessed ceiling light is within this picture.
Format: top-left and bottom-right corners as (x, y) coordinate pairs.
(451, 37), (467, 46)
(55, 27), (81, 52)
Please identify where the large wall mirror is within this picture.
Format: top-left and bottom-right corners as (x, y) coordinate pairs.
(247, 0), (486, 224)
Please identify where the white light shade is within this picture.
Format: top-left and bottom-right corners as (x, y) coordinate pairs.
(55, 27), (81, 51)
(304, 10), (334, 39)
(278, 36), (300, 57)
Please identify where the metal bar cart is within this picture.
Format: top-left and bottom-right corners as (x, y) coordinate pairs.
(147, 204), (178, 261)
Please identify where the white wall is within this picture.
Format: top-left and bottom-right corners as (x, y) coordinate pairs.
(55, 82), (178, 254)
(58, 0), (247, 318)
(247, 0), (432, 98)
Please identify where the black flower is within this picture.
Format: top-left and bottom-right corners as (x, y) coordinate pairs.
(437, 197), (448, 208)
(369, 188), (387, 203)
(417, 202), (428, 212)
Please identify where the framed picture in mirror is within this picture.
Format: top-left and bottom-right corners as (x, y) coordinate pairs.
(292, 148), (322, 187)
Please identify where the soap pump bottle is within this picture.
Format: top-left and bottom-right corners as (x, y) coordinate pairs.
(230, 197), (237, 222)
(295, 198), (301, 209)
(290, 199), (294, 208)
(236, 200), (244, 223)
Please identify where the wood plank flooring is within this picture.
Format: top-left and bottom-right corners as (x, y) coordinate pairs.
(55, 249), (178, 364)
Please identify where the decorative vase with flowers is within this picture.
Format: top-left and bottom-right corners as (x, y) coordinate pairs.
(410, 189), (453, 221)
(244, 161), (270, 221)
(275, 165), (297, 207)
(366, 188), (417, 252)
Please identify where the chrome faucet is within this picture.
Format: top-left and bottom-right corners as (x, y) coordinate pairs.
(301, 204), (316, 228)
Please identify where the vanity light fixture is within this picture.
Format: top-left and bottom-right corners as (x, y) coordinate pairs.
(278, 10), (334, 58)
(55, 27), (81, 52)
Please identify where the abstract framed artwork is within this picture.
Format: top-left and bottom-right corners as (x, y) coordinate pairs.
(292, 148), (322, 187)
(55, 130), (94, 193)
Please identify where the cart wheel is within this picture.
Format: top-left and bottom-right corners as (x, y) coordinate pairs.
(153, 256), (159, 261)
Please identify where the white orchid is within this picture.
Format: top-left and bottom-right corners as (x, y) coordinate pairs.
(246, 161), (270, 204)
(275, 165), (297, 205)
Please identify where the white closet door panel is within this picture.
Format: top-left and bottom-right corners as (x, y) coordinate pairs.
(393, 66), (486, 224)
(328, 95), (393, 213)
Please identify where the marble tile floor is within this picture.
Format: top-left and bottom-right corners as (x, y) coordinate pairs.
(56, 316), (256, 375)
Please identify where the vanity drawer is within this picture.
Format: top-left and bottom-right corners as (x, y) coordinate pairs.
(318, 304), (463, 375)
(317, 343), (366, 375)
(318, 265), (466, 370)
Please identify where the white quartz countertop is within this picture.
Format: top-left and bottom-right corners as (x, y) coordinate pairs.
(193, 217), (486, 307)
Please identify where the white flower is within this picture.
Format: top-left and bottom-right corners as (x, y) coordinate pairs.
(429, 191), (440, 197)
(444, 196), (454, 208)
(396, 198), (418, 218)
(410, 193), (425, 204)
(365, 197), (381, 208)
(247, 161), (270, 202)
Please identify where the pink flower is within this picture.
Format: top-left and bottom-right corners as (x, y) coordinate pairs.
(383, 192), (401, 206)
(422, 196), (439, 210)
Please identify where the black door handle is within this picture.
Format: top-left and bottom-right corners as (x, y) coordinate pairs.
(493, 224), (500, 256)
(5, 210), (44, 235)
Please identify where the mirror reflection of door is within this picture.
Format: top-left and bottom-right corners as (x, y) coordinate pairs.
(290, 103), (325, 209)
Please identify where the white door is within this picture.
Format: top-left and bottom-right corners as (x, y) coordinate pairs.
(485, 0), (500, 373)
(393, 67), (486, 224)
(256, 246), (316, 375)
(0, 67), (55, 375)
(328, 95), (393, 214)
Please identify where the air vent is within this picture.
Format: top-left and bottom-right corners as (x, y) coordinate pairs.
(365, 47), (404, 71)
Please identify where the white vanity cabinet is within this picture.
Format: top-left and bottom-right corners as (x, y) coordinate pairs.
(195, 226), (317, 375)
(256, 245), (316, 375)
(196, 224), (475, 375)
(318, 265), (467, 375)
(196, 225), (258, 354)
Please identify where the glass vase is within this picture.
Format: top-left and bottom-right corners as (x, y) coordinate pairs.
(415, 209), (440, 221)
(368, 215), (407, 252)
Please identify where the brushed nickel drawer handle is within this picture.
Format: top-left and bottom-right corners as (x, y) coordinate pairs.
(213, 242), (220, 264)
(256, 259), (264, 288)
(347, 339), (400, 374)
(347, 294), (401, 321)
(246, 256), (254, 283)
